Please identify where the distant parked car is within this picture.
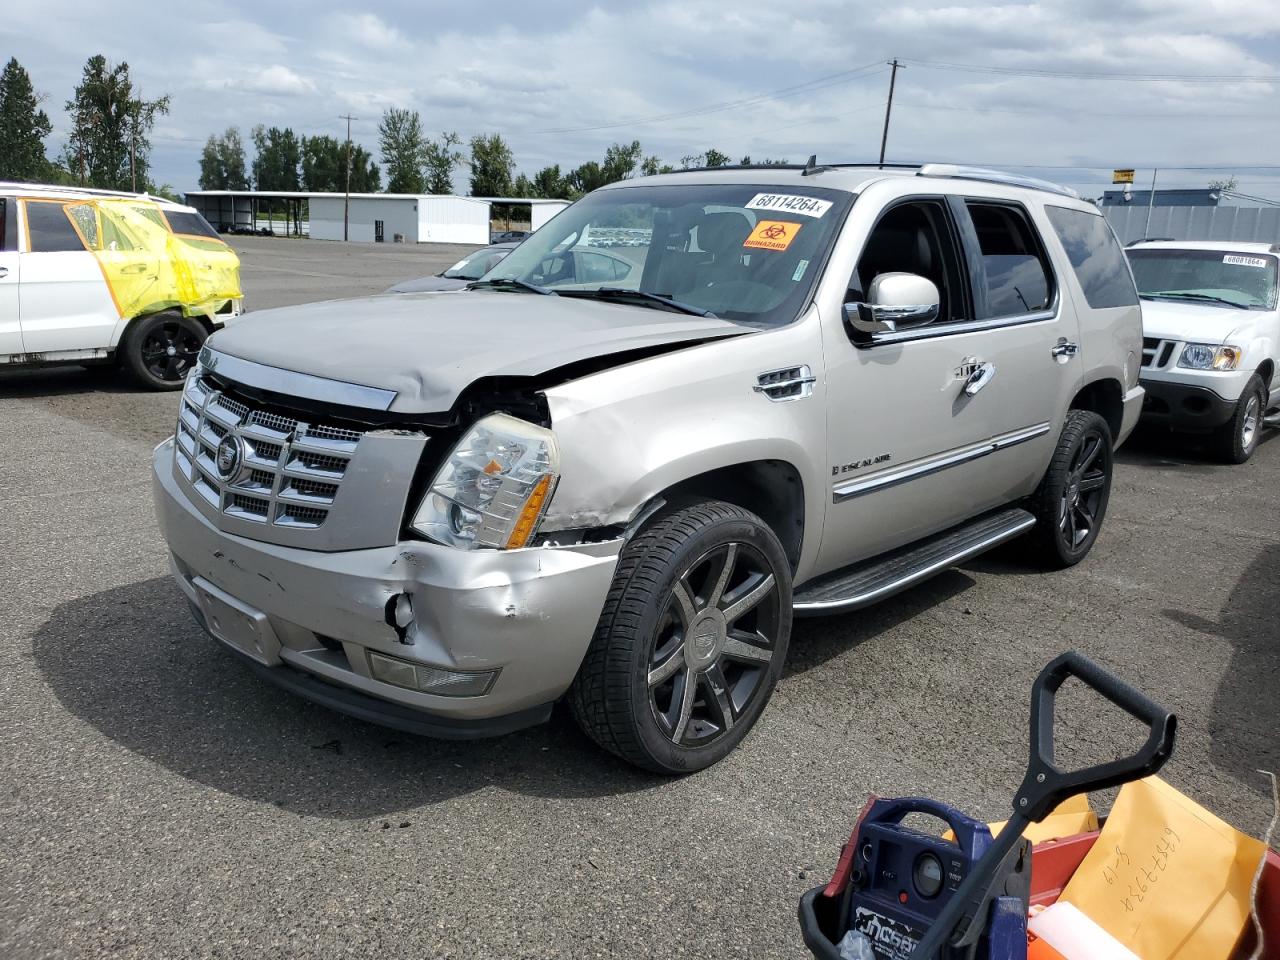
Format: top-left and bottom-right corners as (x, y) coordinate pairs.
(0, 182), (243, 388)
(385, 242), (518, 293)
(1126, 239), (1280, 462)
(491, 230), (529, 244)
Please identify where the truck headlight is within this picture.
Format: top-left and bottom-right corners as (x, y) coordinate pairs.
(1178, 343), (1242, 371)
(410, 413), (559, 550)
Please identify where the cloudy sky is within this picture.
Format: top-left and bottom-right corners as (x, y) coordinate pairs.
(4, 0), (1279, 199)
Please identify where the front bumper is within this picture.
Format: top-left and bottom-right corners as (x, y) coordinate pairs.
(1138, 378), (1237, 432)
(153, 439), (621, 734)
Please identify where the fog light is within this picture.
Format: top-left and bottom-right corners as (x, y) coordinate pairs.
(368, 650), (498, 698)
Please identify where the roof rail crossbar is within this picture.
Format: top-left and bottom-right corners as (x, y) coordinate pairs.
(916, 163), (1080, 199)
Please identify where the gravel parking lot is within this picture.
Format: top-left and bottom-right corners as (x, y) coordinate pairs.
(1, 237), (1276, 959)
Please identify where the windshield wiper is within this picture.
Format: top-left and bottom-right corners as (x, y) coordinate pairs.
(468, 277), (556, 295)
(559, 287), (717, 318)
(1142, 291), (1248, 309)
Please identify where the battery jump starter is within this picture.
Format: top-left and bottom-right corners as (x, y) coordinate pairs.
(798, 651), (1177, 960)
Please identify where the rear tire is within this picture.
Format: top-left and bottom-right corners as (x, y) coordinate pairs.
(569, 500), (792, 774)
(1212, 375), (1265, 464)
(1026, 410), (1114, 568)
(122, 312), (207, 390)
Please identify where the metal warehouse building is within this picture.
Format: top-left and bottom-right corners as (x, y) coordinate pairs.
(184, 190), (569, 245)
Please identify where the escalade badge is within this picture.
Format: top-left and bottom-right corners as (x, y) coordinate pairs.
(215, 435), (244, 481)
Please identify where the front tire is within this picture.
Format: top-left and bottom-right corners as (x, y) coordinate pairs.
(1026, 410), (1114, 568)
(122, 312), (207, 390)
(1213, 375), (1265, 464)
(569, 500), (792, 774)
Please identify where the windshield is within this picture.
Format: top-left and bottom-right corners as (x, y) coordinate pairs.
(484, 182), (853, 326)
(444, 246), (512, 280)
(1127, 249), (1278, 310)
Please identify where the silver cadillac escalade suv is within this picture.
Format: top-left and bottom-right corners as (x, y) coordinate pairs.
(152, 162), (1144, 774)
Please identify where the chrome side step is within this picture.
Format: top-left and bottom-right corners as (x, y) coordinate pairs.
(792, 507), (1037, 616)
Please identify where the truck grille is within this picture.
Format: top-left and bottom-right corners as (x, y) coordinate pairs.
(173, 372), (362, 529)
(1141, 336), (1177, 370)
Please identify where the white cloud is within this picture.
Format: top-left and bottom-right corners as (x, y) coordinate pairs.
(223, 65), (316, 97)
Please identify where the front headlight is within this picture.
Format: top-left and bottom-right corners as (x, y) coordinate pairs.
(1178, 343), (1243, 371)
(410, 413), (559, 550)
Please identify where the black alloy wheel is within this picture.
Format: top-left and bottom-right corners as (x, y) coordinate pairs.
(647, 541), (782, 747)
(570, 500), (793, 774)
(1027, 410), (1114, 568)
(124, 313), (208, 390)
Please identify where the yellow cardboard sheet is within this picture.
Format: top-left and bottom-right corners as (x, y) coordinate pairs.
(1061, 776), (1267, 960)
(943, 794), (1099, 846)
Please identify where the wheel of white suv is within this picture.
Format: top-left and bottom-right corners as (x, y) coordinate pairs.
(123, 312), (207, 390)
(1026, 410), (1114, 569)
(1214, 375), (1265, 465)
(569, 500), (792, 774)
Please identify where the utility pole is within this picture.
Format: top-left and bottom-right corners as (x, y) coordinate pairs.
(340, 114), (356, 241)
(878, 59), (902, 169)
(1143, 168), (1158, 240)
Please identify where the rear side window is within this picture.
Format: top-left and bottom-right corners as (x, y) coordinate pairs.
(66, 204), (99, 249)
(24, 201), (88, 252)
(1044, 206), (1139, 309)
(163, 210), (220, 239)
(966, 202), (1053, 318)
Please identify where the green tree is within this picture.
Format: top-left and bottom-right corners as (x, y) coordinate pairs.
(301, 134), (379, 192)
(1209, 175), (1238, 193)
(601, 140), (642, 182)
(198, 127), (249, 190)
(468, 132), (515, 196)
(63, 55), (169, 191)
(0, 57), (52, 181)
(511, 172), (534, 198)
(379, 107), (425, 193)
(531, 164), (570, 199)
(250, 124), (301, 191)
(422, 131), (462, 193)
(702, 148), (730, 167)
(640, 155), (675, 177)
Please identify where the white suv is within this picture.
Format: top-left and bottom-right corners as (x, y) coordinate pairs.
(1127, 240), (1279, 462)
(0, 183), (244, 389)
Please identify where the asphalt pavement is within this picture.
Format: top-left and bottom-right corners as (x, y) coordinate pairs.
(1, 237), (1277, 959)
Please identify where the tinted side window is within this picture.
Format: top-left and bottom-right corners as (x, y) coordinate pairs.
(1, 198), (16, 252)
(25, 201), (87, 252)
(163, 210), (220, 239)
(966, 202), (1053, 318)
(1045, 206), (1139, 309)
(853, 199), (968, 324)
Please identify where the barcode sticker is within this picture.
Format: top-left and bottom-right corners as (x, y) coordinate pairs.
(1223, 254), (1268, 268)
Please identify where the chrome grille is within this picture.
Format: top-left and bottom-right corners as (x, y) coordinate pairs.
(174, 372), (362, 529)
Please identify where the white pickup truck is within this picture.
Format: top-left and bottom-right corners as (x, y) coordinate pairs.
(1126, 240), (1280, 462)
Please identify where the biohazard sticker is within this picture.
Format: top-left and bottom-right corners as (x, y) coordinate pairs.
(744, 220), (801, 252)
(745, 193), (832, 218)
(1223, 254), (1269, 268)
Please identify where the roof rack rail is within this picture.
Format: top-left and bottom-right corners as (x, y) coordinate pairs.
(916, 164), (1079, 199)
(0, 180), (158, 201)
(1126, 237), (1176, 246)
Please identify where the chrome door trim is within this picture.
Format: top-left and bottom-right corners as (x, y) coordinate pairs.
(832, 421), (1051, 503)
(852, 309), (1057, 349)
(199, 347), (399, 411)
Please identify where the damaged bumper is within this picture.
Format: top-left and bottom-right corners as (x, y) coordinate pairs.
(152, 439), (620, 737)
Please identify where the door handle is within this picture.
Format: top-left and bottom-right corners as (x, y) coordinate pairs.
(121, 264), (148, 275)
(0, 266), (8, 278)
(1051, 338), (1079, 362)
(963, 361), (996, 396)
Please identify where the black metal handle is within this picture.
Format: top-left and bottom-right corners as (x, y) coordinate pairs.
(1013, 651), (1176, 822)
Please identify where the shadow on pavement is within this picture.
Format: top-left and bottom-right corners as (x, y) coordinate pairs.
(0, 364), (136, 398)
(33, 576), (661, 820)
(1162, 543), (1280, 789)
(784, 569), (975, 678)
(1117, 423), (1278, 471)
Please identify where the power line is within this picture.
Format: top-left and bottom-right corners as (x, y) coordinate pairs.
(541, 60), (888, 135)
(901, 58), (1280, 83)
(895, 100), (1272, 121)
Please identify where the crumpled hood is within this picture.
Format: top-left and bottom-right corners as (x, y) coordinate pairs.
(1141, 298), (1259, 345)
(207, 290), (752, 414)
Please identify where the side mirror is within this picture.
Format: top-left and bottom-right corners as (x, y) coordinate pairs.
(844, 272), (941, 342)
